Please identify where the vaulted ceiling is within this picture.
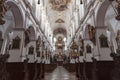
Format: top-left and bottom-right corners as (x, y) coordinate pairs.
(46, 0), (73, 41)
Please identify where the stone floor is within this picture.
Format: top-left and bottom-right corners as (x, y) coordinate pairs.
(43, 66), (77, 80)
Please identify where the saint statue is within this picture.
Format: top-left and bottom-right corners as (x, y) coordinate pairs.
(116, 30), (120, 49)
(0, 0), (7, 25)
(116, 0), (120, 20)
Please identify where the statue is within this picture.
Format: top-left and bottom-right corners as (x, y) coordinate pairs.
(88, 25), (96, 45)
(116, 0), (120, 20)
(116, 30), (120, 49)
(24, 29), (30, 47)
(0, 0), (7, 25)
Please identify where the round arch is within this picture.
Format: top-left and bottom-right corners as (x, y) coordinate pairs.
(96, 0), (116, 34)
(6, 1), (24, 28)
(96, 0), (111, 26)
(96, 0), (118, 52)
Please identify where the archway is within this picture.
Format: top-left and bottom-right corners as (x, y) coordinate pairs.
(96, 0), (111, 27)
(96, 0), (118, 53)
(6, 1), (24, 28)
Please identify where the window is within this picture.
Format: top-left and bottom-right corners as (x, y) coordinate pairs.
(28, 46), (34, 55)
(86, 44), (92, 53)
(99, 34), (108, 48)
(12, 36), (21, 49)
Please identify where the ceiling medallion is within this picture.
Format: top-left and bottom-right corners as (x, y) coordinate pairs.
(49, 0), (71, 11)
(55, 19), (65, 23)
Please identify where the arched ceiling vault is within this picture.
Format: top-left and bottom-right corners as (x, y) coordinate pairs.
(46, 0), (72, 39)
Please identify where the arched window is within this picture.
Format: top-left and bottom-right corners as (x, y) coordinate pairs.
(28, 46), (34, 55)
(99, 34), (108, 48)
(12, 36), (21, 49)
(86, 44), (92, 53)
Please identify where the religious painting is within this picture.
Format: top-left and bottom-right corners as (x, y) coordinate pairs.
(28, 46), (34, 55)
(36, 36), (41, 51)
(86, 44), (92, 53)
(99, 34), (109, 48)
(49, 0), (71, 11)
(24, 29), (30, 47)
(0, 38), (3, 51)
(80, 50), (83, 56)
(37, 51), (40, 57)
(12, 36), (21, 49)
(0, 31), (3, 51)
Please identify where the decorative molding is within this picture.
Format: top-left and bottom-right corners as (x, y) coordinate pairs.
(95, 26), (107, 29)
(55, 19), (65, 23)
(13, 28), (25, 31)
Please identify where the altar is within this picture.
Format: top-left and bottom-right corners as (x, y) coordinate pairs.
(56, 53), (64, 66)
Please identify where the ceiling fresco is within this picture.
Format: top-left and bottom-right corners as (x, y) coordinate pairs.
(49, 0), (71, 11)
(53, 28), (67, 36)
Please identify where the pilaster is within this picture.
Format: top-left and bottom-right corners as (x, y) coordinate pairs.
(95, 26), (113, 61)
(8, 28), (25, 62)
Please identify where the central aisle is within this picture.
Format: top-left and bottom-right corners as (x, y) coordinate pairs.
(44, 66), (77, 80)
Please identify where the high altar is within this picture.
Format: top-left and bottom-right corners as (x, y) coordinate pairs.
(56, 53), (64, 66)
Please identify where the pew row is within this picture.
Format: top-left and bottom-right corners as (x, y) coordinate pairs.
(63, 61), (114, 80)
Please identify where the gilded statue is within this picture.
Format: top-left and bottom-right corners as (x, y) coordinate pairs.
(116, 0), (120, 20)
(0, 0), (7, 25)
(116, 30), (120, 49)
(88, 25), (96, 45)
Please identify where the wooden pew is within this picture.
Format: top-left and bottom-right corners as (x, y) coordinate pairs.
(63, 63), (76, 72)
(63, 61), (114, 80)
(44, 64), (57, 72)
(0, 54), (10, 80)
(6, 62), (24, 80)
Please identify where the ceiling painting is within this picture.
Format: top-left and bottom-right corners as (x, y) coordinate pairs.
(49, 0), (71, 11)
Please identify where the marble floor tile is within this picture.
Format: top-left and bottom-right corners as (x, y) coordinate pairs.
(44, 66), (77, 80)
